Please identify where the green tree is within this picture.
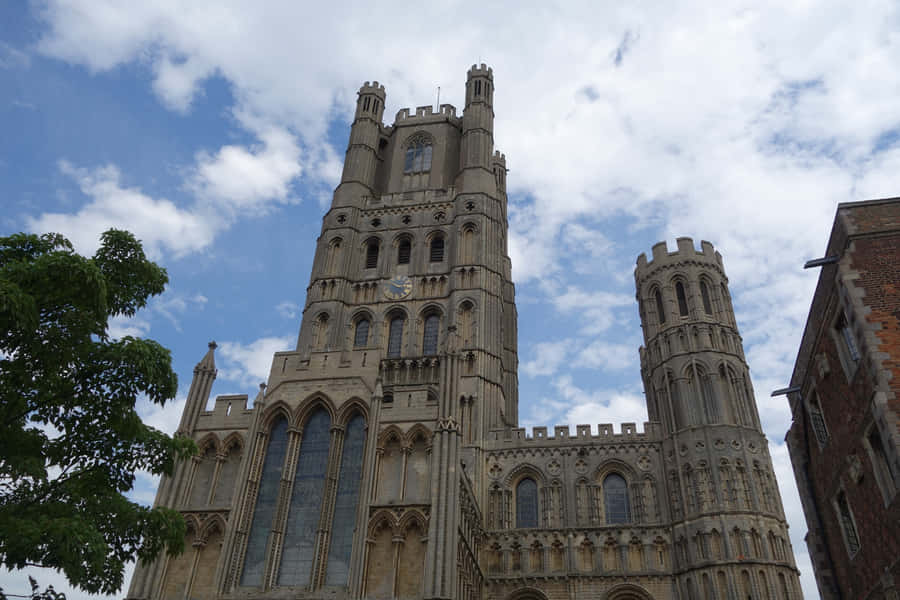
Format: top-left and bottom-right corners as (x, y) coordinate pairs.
(0, 230), (195, 597)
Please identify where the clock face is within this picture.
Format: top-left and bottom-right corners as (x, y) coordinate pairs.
(383, 275), (413, 300)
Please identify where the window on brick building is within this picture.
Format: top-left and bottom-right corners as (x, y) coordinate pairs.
(834, 310), (860, 378)
(835, 491), (860, 556)
(807, 390), (829, 446)
(866, 422), (899, 501)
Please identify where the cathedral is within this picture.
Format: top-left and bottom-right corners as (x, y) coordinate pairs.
(127, 66), (803, 600)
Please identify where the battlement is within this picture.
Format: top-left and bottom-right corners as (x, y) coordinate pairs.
(467, 63), (493, 79)
(635, 237), (723, 278)
(196, 394), (254, 431)
(492, 150), (506, 165)
(394, 103), (458, 123)
(486, 422), (661, 446)
(358, 81), (386, 97)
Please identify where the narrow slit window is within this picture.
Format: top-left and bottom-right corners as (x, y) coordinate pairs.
(836, 492), (860, 555)
(808, 391), (829, 446)
(423, 314), (439, 355)
(365, 242), (379, 269)
(654, 289), (666, 324)
(700, 281), (713, 314)
(474, 79), (482, 96)
(397, 239), (411, 265)
(387, 317), (404, 358)
(430, 237), (445, 262)
(676, 281), (689, 316)
(363, 96), (370, 111)
(836, 312), (860, 363)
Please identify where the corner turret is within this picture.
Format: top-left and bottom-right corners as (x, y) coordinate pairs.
(457, 64), (495, 190)
(337, 81), (387, 204)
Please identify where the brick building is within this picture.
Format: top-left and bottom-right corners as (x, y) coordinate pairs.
(784, 198), (900, 600)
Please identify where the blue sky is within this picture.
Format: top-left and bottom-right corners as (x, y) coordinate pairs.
(5, 1), (900, 598)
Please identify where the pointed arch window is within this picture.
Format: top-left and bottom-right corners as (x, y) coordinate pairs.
(240, 418), (289, 586)
(516, 478), (539, 528)
(404, 137), (433, 173)
(365, 241), (379, 269)
(325, 414), (366, 585)
(654, 289), (666, 324)
(423, 314), (440, 355)
(676, 281), (689, 316)
(603, 473), (631, 524)
(278, 409), (332, 586)
(397, 239), (411, 265)
(387, 316), (404, 358)
(430, 236), (445, 262)
(354, 318), (370, 348)
(700, 280), (713, 315)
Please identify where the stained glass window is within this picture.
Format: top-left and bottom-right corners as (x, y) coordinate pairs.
(277, 409), (332, 586)
(241, 418), (289, 587)
(387, 317), (404, 358)
(326, 414), (366, 585)
(604, 473), (631, 524)
(423, 315), (439, 356)
(516, 478), (539, 528)
(354, 319), (369, 348)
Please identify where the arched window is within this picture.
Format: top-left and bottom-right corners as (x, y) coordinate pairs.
(387, 316), (404, 358)
(430, 236), (445, 262)
(397, 238), (411, 265)
(422, 314), (440, 355)
(314, 313), (329, 349)
(700, 280), (713, 315)
(654, 289), (666, 324)
(676, 281), (689, 316)
(516, 478), (539, 528)
(404, 137), (433, 173)
(365, 240), (379, 269)
(278, 409), (332, 586)
(354, 318), (370, 348)
(603, 473), (631, 524)
(241, 418), (289, 586)
(325, 413), (366, 585)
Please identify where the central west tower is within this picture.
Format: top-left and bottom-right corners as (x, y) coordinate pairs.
(129, 66), (803, 600)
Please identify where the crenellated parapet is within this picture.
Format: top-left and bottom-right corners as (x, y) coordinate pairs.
(486, 422), (661, 445)
(635, 237), (723, 283)
(394, 103), (460, 125)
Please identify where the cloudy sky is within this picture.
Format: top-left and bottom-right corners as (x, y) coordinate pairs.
(4, 1), (900, 597)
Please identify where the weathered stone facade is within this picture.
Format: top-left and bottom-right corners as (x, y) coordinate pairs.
(127, 66), (802, 600)
(784, 198), (900, 600)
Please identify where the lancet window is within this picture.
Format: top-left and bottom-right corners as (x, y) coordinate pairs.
(387, 316), (405, 358)
(238, 407), (367, 590)
(603, 473), (631, 524)
(354, 318), (370, 348)
(516, 478), (539, 528)
(422, 314), (440, 355)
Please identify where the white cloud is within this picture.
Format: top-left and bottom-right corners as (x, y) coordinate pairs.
(275, 301), (299, 320)
(217, 335), (293, 388)
(150, 291), (208, 332)
(107, 314), (151, 339)
(27, 162), (214, 258)
(189, 124), (302, 214)
(522, 339), (571, 378)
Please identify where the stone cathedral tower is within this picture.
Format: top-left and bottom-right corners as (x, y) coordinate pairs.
(128, 67), (803, 600)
